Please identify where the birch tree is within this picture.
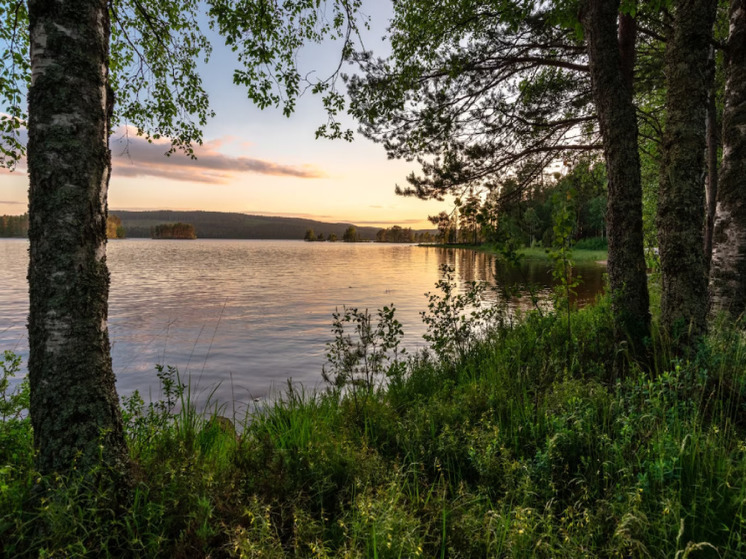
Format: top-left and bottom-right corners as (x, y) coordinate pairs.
(2, 0), (359, 476)
(710, 0), (746, 317)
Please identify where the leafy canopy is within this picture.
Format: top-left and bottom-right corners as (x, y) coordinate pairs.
(0, 0), (364, 167)
(346, 0), (598, 201)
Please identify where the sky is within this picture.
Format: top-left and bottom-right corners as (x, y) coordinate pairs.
(0, 1), (447, 228)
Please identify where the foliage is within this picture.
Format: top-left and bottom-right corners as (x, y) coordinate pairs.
(376, 225), (415, 243)
(150, 222), (197, 239)
(573, 236), (607, 250)
(121, 364), (184, 451)
(547, 186), (581, 341)
(347, 0), (597, 201)
(0, 213), (28, 238)
(0, 0), (28, 168)
(0, 350), (27, 423)
(4, 285), (746, 556)
(342, 225), (360, 242)
(106, 214), (126, 239)
(1, 0), (214, 161)
(209, 0), (365, 139)
(322, 305), (406, 399)
(421, 264), (503, 362)
(1, 0), (366, 165)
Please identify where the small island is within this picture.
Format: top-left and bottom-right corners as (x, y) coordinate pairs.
(151, 222), (197, 239)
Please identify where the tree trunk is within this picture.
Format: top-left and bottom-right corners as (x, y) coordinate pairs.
(704, 46), (719, 274)
(27, 0), (129, 475)
(710, 0), (746, 317)
(657, 0), (717, 345)
(581, 0), (650, 361)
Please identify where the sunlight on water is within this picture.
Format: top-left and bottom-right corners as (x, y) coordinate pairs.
(0, 239), (605, 410)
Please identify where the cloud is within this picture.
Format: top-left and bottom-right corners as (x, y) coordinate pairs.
(111, 130), (325, 183)
(1, 126), (325, 183)
(0, 200), (25, 205)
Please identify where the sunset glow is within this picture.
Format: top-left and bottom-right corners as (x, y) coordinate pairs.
(0, 4), (449, 229)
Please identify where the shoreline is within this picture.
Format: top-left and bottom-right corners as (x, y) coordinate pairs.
(418, 242), (609, 263)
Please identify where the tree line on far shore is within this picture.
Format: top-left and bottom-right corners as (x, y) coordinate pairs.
(305, 225), (436, 243)
(0, 214), (28, 237)
(304, 225), (364, 242)
(151, 222), (197, 239)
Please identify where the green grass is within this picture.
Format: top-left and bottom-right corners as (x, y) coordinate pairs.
(420, 242), (608, 262)
(517, 246), (608, 262)
(2, 299), (746, 557)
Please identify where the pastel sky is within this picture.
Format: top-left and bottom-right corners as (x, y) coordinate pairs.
(0, 1), (448, 228)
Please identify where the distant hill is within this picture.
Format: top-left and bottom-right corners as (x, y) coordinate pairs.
(112, 210), (432, 240)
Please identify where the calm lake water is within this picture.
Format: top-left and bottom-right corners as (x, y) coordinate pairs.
(0, 239), (605, 409)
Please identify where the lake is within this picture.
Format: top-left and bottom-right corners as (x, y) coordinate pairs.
(0, 239), (605, 410)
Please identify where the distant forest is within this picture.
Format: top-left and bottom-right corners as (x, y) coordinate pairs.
(151, 222), (197, 239)
(0, 214), (29, 237)
(113, 210), (435, 241)
(0, 210), (436, 241)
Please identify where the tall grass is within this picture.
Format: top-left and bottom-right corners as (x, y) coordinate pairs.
(2, 296), (746, 557)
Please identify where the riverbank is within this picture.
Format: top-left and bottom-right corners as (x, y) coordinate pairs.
(420, 242), (608, 263)
(2, 297), (745, 556)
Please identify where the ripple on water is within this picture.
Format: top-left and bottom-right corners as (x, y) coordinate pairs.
(0, 239), (605, 410)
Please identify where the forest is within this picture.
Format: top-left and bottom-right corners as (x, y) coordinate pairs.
(113, 210), (388, 240)
(150, 222), (197, 240)
(2, 0), (746, 556)
(0, 213), (28, 237)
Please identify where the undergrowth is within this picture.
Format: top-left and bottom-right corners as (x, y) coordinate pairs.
(2, 276), (746, 557)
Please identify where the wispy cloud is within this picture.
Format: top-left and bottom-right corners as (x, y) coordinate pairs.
(111, 129), (325, 183)
(1, 126), (326, 183)
(0, 200), (25, 205)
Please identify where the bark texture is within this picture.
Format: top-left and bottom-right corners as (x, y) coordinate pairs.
(581, 0), (650, 357)
(658, 0), (717, 343)
(710, 0), (746, 317)
(27, 0), (128, 475)
(704, 46), (719, 274)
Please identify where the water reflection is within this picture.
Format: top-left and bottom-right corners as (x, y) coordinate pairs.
(426, 246), (605, 310)
(0, 239), (605, 410)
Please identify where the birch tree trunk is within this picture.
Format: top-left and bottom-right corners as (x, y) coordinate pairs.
(704, 46), (719, 274)
(657, 0), (717, 345)
(27, 0), (129, 475)
(581, 0), (650, 362)
(710, 0), (746, 318)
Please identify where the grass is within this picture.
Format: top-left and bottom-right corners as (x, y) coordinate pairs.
(420, 240), (609, 263)
(516, 246), (607, 262)
(2, 295), (746, 557)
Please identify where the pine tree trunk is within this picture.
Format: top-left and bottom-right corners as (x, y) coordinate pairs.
(710, 0), (746, 317)
(27, 0), (129, 475)
(581, 0), (650, 360)
(658, 0), (717, 345)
